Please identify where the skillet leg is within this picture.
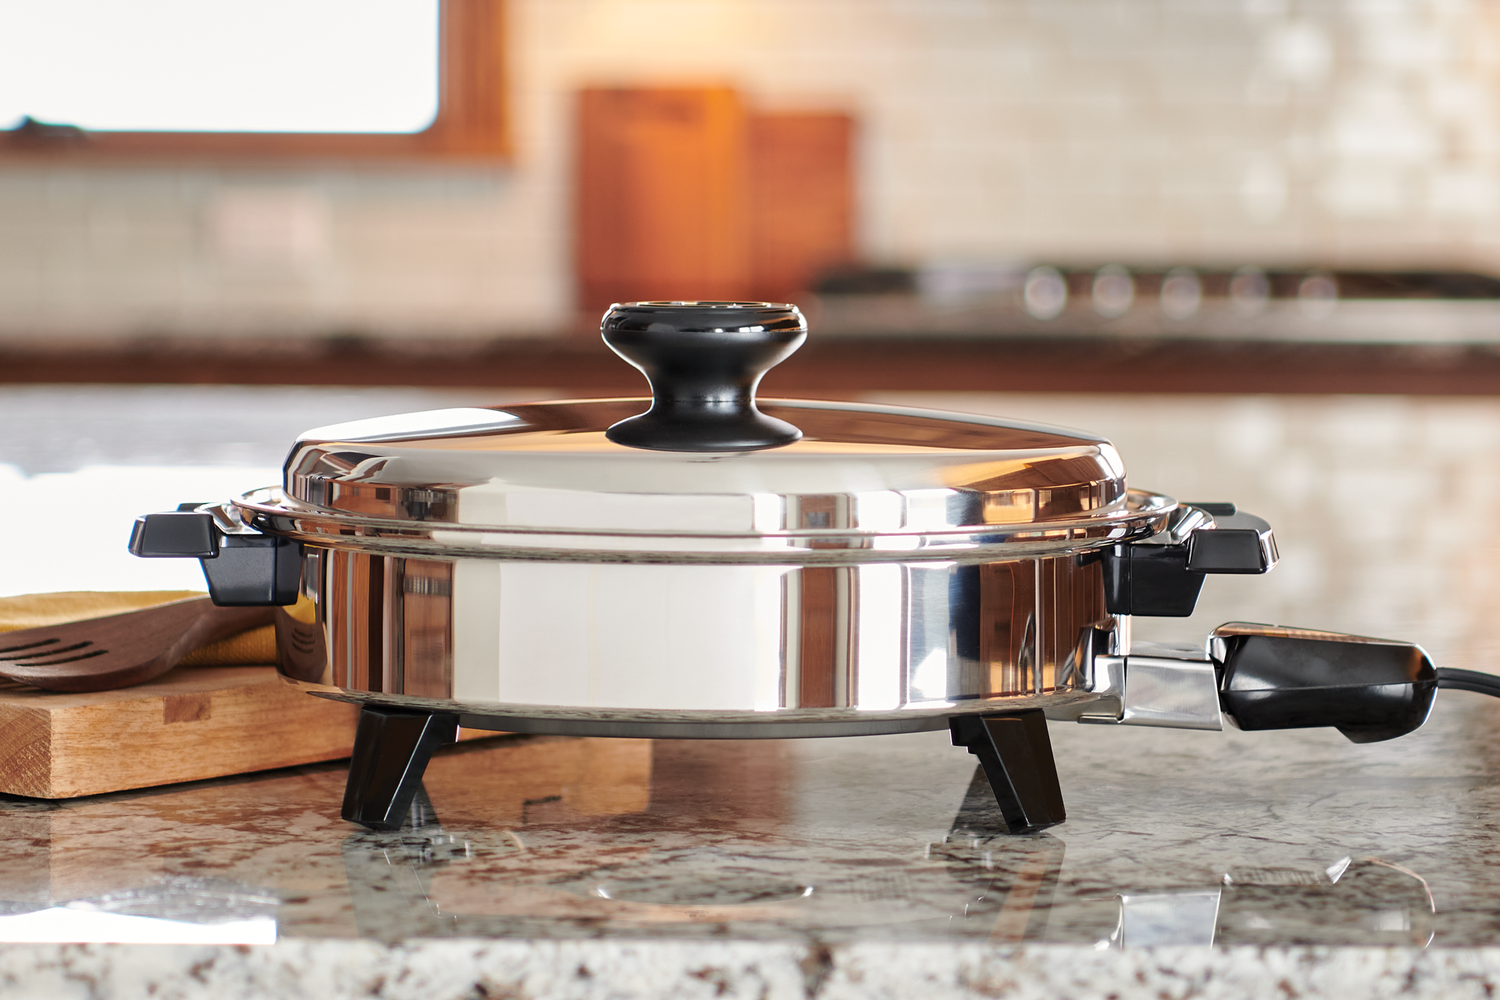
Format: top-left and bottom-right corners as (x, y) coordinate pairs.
(342, 706), (459, 831)
(949, 711), (1066, 834)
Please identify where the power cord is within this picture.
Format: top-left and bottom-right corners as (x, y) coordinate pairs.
(1435, 668), (1500, 698)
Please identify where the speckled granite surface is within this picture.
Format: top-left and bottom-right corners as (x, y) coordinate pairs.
(1, 691), (1499, 998)
(9, 942), (1500, 1000)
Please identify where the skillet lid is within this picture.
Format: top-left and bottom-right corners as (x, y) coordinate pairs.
(245, 303), (1170, 560)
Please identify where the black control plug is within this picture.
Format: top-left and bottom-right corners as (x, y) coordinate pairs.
(1213, 624), (1437, 744)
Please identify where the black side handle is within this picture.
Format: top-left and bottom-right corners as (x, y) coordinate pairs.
(600, 301), (808, 452)
(129, 510), (218, 559)
(1103, 503), (1278, 617)
(129, 509), (301, 607)
(1187, 507), (1279, 574)
(1212, 623), (1437, 744)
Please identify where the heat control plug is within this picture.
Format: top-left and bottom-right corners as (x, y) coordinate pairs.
(1066, 621), (1493, 744)
(1211, 624), (1438, 743)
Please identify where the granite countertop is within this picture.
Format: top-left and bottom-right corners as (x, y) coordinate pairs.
(4, 700), (1500, 998)
(5, 385), (1500, 998)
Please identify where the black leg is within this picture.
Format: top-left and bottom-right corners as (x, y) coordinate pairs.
(949, 710), (1065, 834)
(342, 706), (459, 830)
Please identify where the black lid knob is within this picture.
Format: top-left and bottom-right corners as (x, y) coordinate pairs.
(601, 301), (807, 452)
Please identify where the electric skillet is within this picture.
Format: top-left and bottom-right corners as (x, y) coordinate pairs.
(129, 302), (1496, 832)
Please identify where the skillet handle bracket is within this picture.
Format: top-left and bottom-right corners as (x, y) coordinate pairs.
(1048, 629), (1224, 731)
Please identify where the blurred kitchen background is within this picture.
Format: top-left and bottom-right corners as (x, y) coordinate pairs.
(6, 0), (1500, 669)
(7, 0), (1500, 356)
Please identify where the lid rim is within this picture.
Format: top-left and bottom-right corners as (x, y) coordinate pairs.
(232, 488), (1174, 564)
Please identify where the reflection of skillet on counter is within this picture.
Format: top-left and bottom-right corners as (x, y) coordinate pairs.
(129, 301), (1500, 835)
(1094, 859), (1436, 949)
(339, 767), (1437, 948)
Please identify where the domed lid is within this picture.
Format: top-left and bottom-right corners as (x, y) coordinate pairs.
(239, 303), (1171, 561)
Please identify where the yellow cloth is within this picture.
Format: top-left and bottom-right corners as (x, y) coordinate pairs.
(0, 591), (277, 666)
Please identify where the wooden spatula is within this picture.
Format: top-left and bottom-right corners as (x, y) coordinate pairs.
(0, 597), (275, 693)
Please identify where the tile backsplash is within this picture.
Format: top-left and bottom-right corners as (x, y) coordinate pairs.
(3, 0), (1498, 341)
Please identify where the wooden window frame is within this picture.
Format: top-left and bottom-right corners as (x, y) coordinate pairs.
(0, 0), (507, 163)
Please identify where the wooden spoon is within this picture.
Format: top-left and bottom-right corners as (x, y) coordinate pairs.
(0, 597), (275, 693)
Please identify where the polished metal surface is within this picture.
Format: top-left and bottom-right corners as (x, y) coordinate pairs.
(273, 398), (1144, 554)
(256, 396), (1188, 723)
(236, 391), (1192, 723)
(1045, 633), (1224, 731)
(274, 545), (1112, 722)
(1118, 654), (1223, 731)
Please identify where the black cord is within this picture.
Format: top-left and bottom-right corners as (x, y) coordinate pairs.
(1436, 668), (1500, 698)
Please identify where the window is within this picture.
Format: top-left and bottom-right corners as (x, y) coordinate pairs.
(0, 0), (506, 161)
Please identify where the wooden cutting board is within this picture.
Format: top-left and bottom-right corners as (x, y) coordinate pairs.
(0, 667), (366, 799)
